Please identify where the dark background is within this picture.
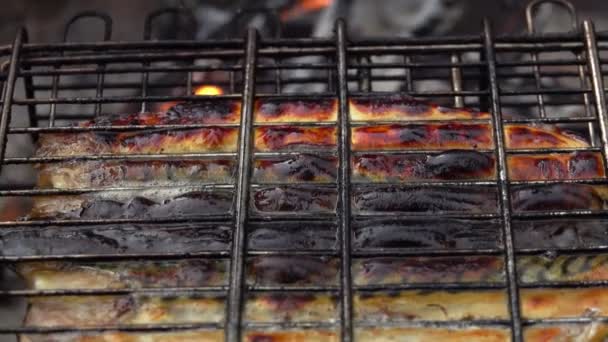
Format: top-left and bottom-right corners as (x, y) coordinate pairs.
(0, 0), (606, 45)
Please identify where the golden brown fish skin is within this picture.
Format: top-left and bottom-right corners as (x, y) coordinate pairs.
(349, 95), (490, 121)
(21, 331), (225, 342)
(36, 100), (243, 158)
(524, 324), (608, 342)
(254, 126), (337, 151)
(113, 127), (239, 154)
(508, 152), (605, 181)
(37, 160), (235, 189)
(17, 259), (227, 290)
(354, 290), (509, 321)
(255, 98), (338, 123)
(351, 123), (494, 151)
(505, 124), (589, 149)
(245, 293), (337, 323)
(24, 295), (225, 327)
(355, 327), (510, 342)
(36, 127), (239, 158)
(355, 288), (608, 322)
(244, 330), (338, 342)
(521, 287), (608, 319)
(518, 255), (608, 283)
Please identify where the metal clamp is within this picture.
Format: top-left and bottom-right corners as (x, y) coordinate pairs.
(526, 0), (577, 34)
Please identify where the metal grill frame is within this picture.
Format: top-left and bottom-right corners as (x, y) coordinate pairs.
(1, 2), (608, 342)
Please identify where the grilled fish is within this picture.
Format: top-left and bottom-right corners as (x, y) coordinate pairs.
(14, 95), (608, 342)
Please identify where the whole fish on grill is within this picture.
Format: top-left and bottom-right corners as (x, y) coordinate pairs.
(14, 94), (608, 342)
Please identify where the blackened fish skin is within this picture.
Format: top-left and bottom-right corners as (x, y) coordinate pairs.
(353, 218), (501, 250)
(353, 186), (497, 213)
(252, 186), (337, 213)
(511, 184), (605, 212)
(426, 150), (495, 179)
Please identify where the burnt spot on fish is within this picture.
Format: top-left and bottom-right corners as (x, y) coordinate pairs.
(349, 94), (488, 120)
(254, 293), (318, 312)
(511, 184), (605, 212)
(352, 152), (495, 181)
(351, 95), (432, 115)
(352, 185), (497, 213)
(255, 126), (337, 151)
(254, 154), (337, 183)
(426, 151), (495, 179)
(352, 218), (501, 250)
(252, 186), (337, 213)
(351, 124), (493, 150)
(37, 191), (234, 220)
(508, 152), (604, 181)
(354, 256), (504, 284)
(94, 100), (241, 126)
(506, 125), (589, 149)
(165, 100), (241, 124)
(247, 256), (338, 286)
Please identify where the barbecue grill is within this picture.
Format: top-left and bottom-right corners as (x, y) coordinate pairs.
(2, 1), (608, 341)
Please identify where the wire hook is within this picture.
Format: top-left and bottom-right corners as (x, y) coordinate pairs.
(63, 11), (112, 42)
(526, 0), (577, 34)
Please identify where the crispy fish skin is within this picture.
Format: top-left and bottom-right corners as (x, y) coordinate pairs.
(20, 331), (224, 342)
(254, 126), (337, 151)
(17, 259), (227, 290)
(355, 327), (510, 342)
(255, 98), (338, 123)
(524, 324), (608, 342)
(37, 160), (235, 189)
(349, 95), (490, 121)
(24, 295), (225, 327)
(505, 124), (589, 149)
(351, 123), (494, 150)
(508, 152), (605, 181)
(354, 288), (608, 322)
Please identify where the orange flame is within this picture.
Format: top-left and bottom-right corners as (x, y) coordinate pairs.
(281, 0), (332, 21)
(158, 85), (224, 112)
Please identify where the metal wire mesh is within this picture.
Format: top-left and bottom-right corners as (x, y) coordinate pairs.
(1, 2), (608, 342)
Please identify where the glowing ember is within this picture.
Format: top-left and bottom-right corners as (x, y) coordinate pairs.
(194, 85), (223, 96)
(281, 0), (332, 21)
(157, 85), (223, 112)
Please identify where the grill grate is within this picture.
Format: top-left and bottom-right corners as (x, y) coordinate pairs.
(1, 1), (608, 342)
